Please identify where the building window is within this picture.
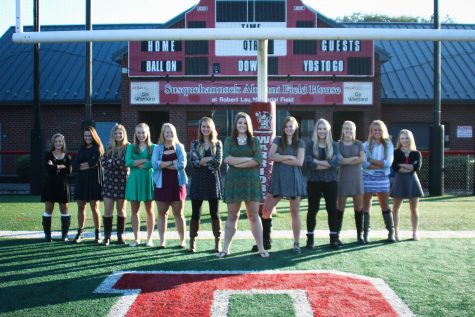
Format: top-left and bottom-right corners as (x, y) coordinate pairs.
(216, 0), (286, 22)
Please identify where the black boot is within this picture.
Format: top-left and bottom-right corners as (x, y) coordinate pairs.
(306, 233), (315, 249)
(211, 218), (222, 252)
(329, 233), (340, 249)
(42, 216), (52, 242)
(188, 219), (199, 253)
(60, 215), (71, 241)
(382, 210), (396, 242)
(117, 216), (126, 244)
(354, 211), (364, 244)
(363, 212), (370, 244)
(74, 228), (84, 243)
(262, 218), (272, 250)
(94, 228), (102, 244)
(335, 209), (344, 246)
(103, 216), (113, 246)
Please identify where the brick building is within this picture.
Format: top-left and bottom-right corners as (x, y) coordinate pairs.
(0, 0), (474, 176)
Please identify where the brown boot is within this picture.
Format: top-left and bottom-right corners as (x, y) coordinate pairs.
(212, 218), (222, 252)
(188, 219), (199, 253)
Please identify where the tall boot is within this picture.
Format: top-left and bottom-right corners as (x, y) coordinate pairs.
(382, 210), (396, 242)
(306, 233), (314, 249)
(103, 216), (113, 246)
(363, 212), (370, 244)
(335, 209), (344, 246)
(42, 215), (52, 242)
(262, 218), (272, 250)
(211, 218), (222, 252)
(60, 215), (71, 241)
(329, 233), (340, 249)
(354, 210), (364, 244)
(188, 219), (200, 253)
(74, 228), (84, 243)
(94, 228), (102, 244)
(117, 216), (126, 244)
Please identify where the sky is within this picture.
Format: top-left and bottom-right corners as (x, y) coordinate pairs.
(1, 0), (474, 36)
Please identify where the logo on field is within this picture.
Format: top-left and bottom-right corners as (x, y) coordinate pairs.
(94, 270), (414, 316)
(255, 111), (272, 130)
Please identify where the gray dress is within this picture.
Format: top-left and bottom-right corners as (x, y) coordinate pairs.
(337, 140), (364, 196)
(268, 137), (307, 199)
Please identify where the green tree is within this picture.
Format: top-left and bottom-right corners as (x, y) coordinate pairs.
(336, 12), (455, 23)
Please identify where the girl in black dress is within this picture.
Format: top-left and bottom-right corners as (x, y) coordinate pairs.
(73, 126), (104, 243)
(101, 124), (129, 246)
(188, 117), (223, 252)
(41, 133), (72, 241)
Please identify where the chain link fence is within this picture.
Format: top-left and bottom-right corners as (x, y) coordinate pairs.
(418, 152), (474, 195)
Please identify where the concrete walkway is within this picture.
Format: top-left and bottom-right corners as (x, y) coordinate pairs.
(1, 230), (474, 240)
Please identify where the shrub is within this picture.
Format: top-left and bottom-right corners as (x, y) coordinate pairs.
(15, 155), (30, 181)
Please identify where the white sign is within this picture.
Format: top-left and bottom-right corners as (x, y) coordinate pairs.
(215, 22), (287, 56)
(457, 126), (473, 138)
(130, 82), (160, 105)
(343, 82), (373, 105)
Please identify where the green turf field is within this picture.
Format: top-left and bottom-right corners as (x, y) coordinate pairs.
(0, 195), (474, 316)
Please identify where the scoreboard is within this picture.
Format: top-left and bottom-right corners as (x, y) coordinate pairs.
(128, 0), (374, 77)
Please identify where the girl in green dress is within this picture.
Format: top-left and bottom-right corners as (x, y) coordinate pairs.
(125, 123), (156, 247)
(218, 112), (269, 258)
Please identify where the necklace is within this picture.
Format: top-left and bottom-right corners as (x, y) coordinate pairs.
(237, 136), (247, 145)
(165, 144), (174, 151)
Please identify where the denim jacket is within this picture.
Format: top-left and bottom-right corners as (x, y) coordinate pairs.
(362, 141), (394, 176)
(151, 143), (188, 188)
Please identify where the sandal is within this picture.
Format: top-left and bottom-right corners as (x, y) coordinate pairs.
(217, 251), (228, 258)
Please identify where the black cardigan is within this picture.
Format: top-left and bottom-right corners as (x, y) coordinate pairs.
(391, 149), (422, 173)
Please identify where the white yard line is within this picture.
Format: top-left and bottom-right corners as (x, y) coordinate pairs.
(1, 230), (474, 240)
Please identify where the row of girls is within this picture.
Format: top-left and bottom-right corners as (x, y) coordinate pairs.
(40, 113), (423, 257)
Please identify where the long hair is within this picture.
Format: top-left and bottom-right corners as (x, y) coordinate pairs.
(83, 126), (104, 156)
(231, 112), (254, 147)
(396, 129), (417, 151)
(106, 124), (128, 157)
(133, 123), (152, 155)
(367, 120), (391, 157)
(278, 116), (300, 155)
(197, 117), (218, 155)
(312, 118), (334, 159)
(340, 120), (356, 142)
(158, 123), (182, 146)
(50, 133), (66, 152)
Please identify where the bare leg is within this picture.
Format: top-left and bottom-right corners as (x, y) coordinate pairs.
(116, 199), (126, 218)
(363, 192), (373, 213)
(392, 198), (403, 241)
(409, 198), (420, 240)
(45, 201), (54, 214)
(77, 200), (86, 229)
(337, 196), (347, 212)
(220, 202), (241, 255)
(90, 200), (101, 229)
(103, 198), (114, 217)
(171, 200), (186, 247)
(245, 201), (267, 255)
(130, 201), (141, 243)
(290, 197), (302, 245)
(156, 201), (170, 247)
(144, 200), (155, 244)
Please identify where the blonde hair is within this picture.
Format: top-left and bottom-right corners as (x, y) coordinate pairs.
(158, 123), (182, 146)
(197, 117), (218, 155)
(106, 124), (128, 157)
(50, 133), (66, 152)
(133, 123), (152, 155)
(396, 129), (417, 151)
(367, 120), (391, 157)
(83, 126), (104, 156)
(231, 112), (254, 147)
(312, 118), (334, 159)
(340, 120), (357, 142)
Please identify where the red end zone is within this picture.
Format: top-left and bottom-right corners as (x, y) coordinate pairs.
(94, 270), (414, 317)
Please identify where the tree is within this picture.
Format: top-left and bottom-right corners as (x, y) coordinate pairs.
(336, 12), (456, 23)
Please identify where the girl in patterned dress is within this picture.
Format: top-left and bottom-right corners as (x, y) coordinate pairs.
(337, 121), (366, 244)
(73, 126), (104, 243)
(125, 123), (156, 247)
(261, 116), (306, 253)
(390, 129), (424, 241)
(188, 117), (223, 252)
(152, 123), (188, 249)
(101, 124), (129, 246)
(362, 120), (395, 243)
(218, 112), (269, 258)
(41, 133), (72, 242)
